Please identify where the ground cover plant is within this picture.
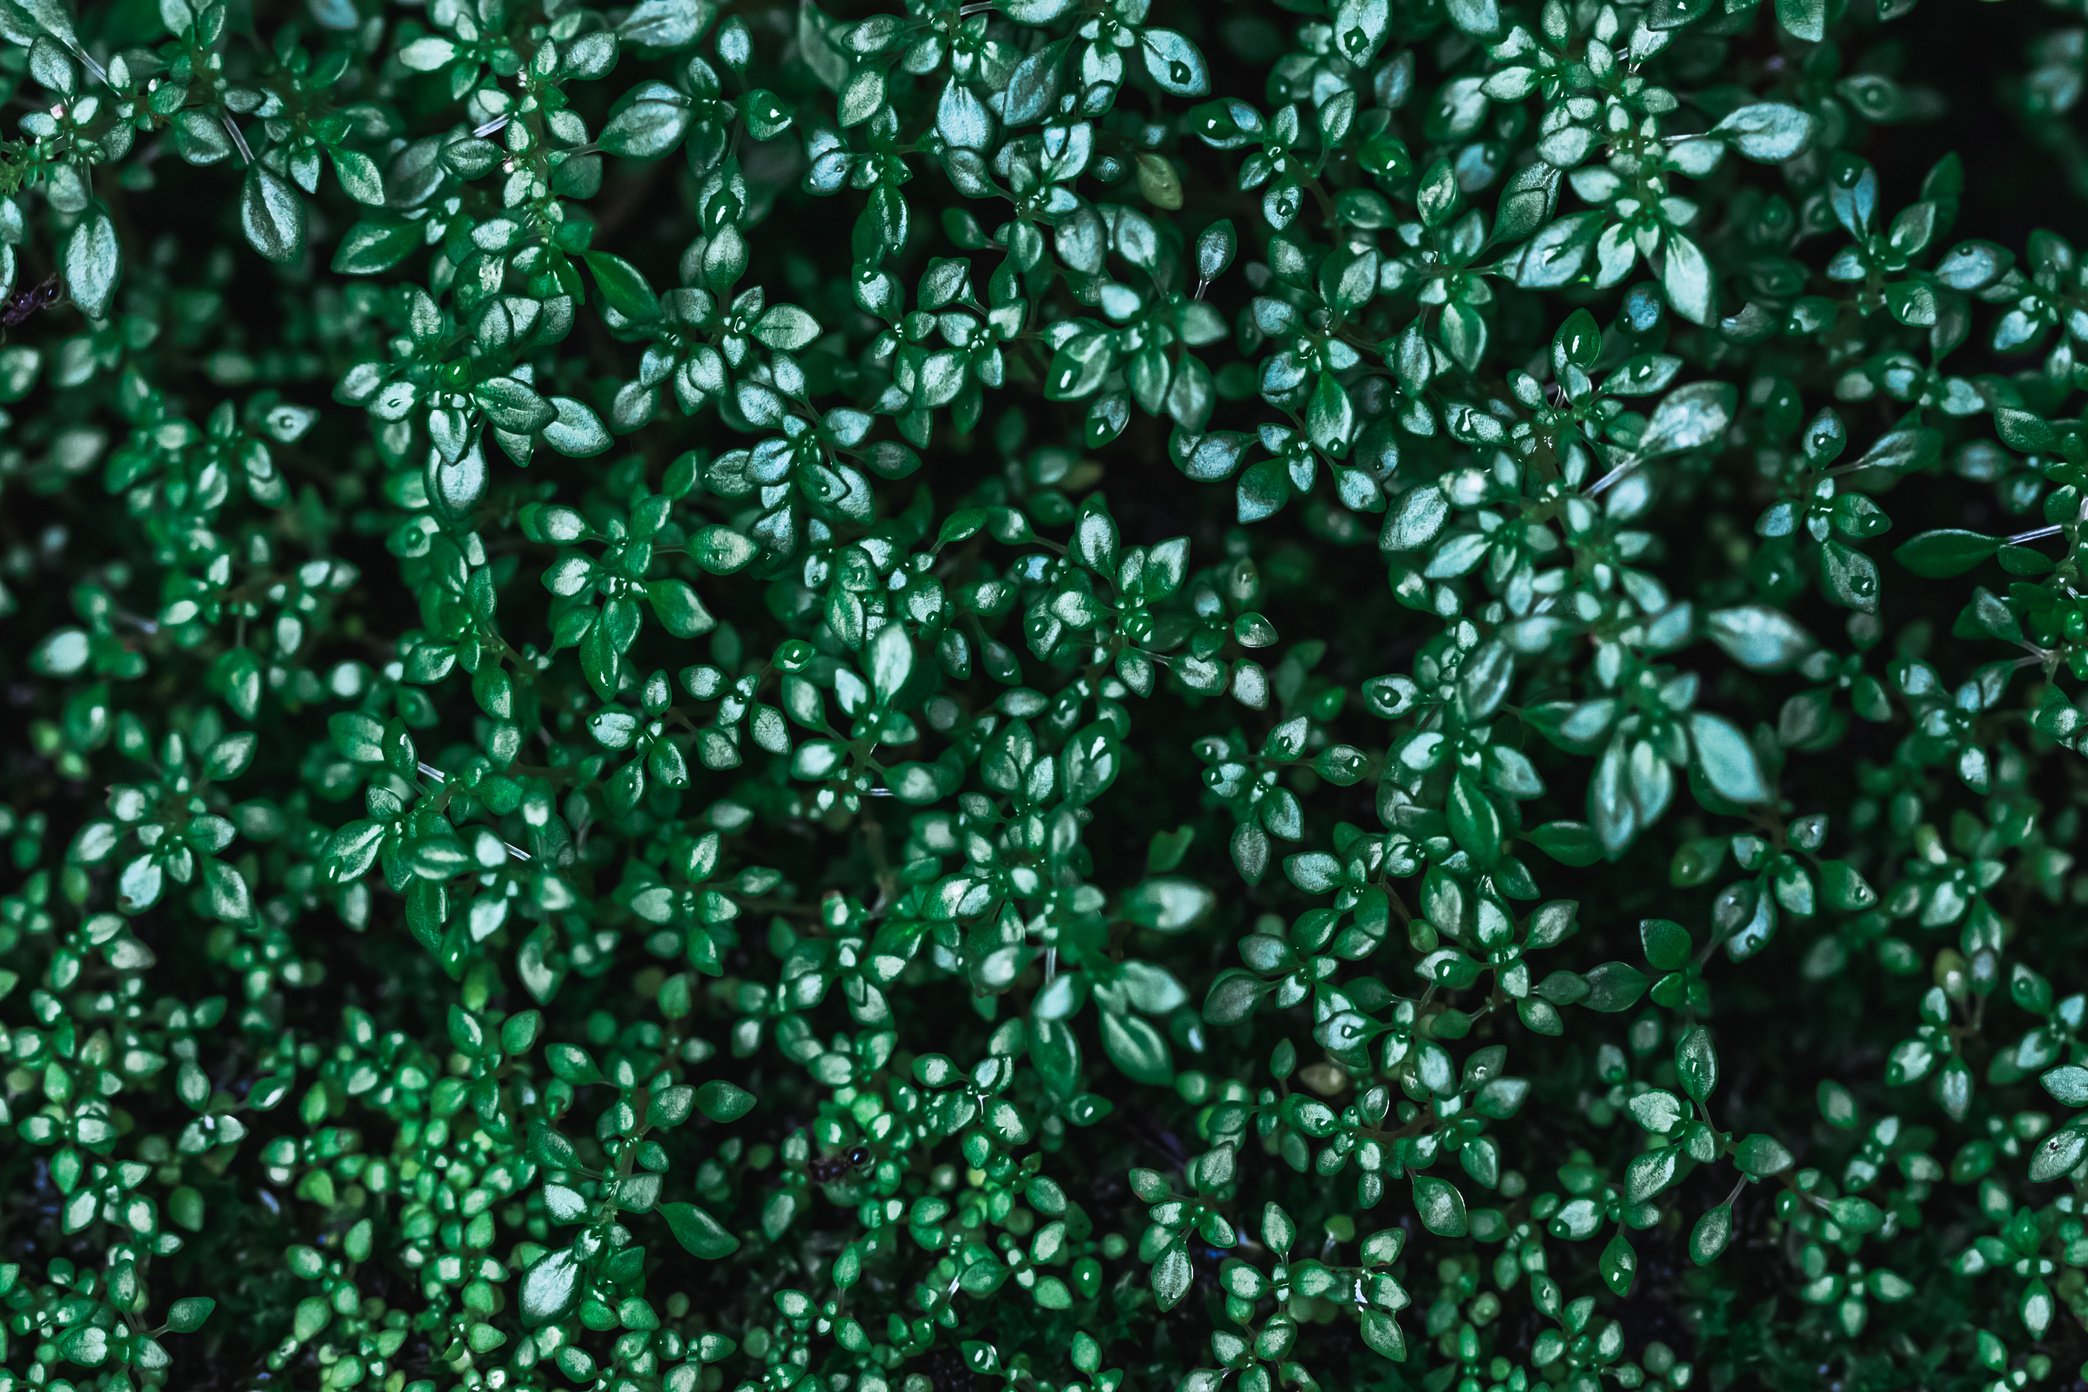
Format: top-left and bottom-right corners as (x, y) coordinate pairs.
(6, 0), (2088, 1388)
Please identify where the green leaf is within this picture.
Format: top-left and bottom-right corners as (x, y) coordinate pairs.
(519, 1247), (582, 1325)
(1893, 529), (2001, 578)
(1676, 1027), (1719, 1102)
(1689, 1205), (1733, 1264)
(1600, 1233), (1636, 1295)
(583, 251), (660, 322)
(1359, 1307), (1406, 1360)
(1626, 1146), (1678, 1203)
(1582, 961), (1649, 1012)
(693, 525), (759, 574)
(695, 1080), (756, 1122)
(646, 579), (714, 638)
(166, 1297), (216, 1334)
(1412, 1175), (1468, 1236)
(1734, 1133), (1793, 1177)
(1152, 1240), (1192, 1310)
(1443, 0), (1499, 35)
(1639, 918), (1691, 973)
(1101, 1011), (1173, 1084)
(659, 1201), (740, 1258)
(329, 148), (386, 205)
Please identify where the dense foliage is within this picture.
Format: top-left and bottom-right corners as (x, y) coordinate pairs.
(7, 0), (2088, 1389)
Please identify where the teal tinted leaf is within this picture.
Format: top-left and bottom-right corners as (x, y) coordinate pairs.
(1714, 103), (1818, 162)
(1661, 232), (1714, 325)
(621, 0), (707, 47)
(600, 84), (693, 158)
(333, 218), (419, 275)
(1333, 0), (1390, 64)
(0, 0), (76, 46)
(752, 304), (820, 350)
(1383, 487), (1448, 551)
(1140, 29), (1209, 96)
(1689, 712), (1769, 804)
(1443, 0), (1499, 35)
(1640, 381), (1733, 457)
(936, 76), (991, 149)
(2043, 1065), (2088, 1107)
(1708, 606), (1814, 672)
(1196, 220), (1236, 280)
(2032, 1127), (2088, 1182)
(544, 397), (612, 456)
(58, 1325), (109, 1367)
(1821, 539), (1880, 612)
(1775, 0), (1825, 40)
(839, 68), (886, 127)
(693, 525), (758, 573)
(1204, 970), (1266, 1024)
(398, 35), (455, 70)
(476, 376), (557, 433)
(1626, 1146), (1678, 1203)
(64, 207), (119, 319)
(1123, 877), (1215, 933)
(1001, 41), (1064, 125)
(241, 167), (308, 265)
(870, 621), (914, 703)
(1493, 164), (1562, 247)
